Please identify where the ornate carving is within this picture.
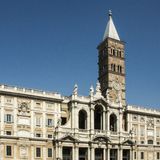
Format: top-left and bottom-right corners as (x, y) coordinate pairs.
(140, 116), (145, 122)
(18, 102), (30, 115)
(147, 118), (154, 129)
(20, 145), (28, 157)
(132, 115), (138, 121)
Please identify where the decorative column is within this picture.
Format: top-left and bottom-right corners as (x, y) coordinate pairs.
(103, 148), (106, 160)
(107, 148), (110, 160)
(90, 104), (94, 133)
(103, 111), (106, 130)
(55, 142), (59, 159)
(90, 145), (95, 160)
(30, 100), (34, 137)
(72, 146), (75, 160)
(42, 146), (46, 160)
(74, 143), (79, 160)
(119, 108), (123, 137)
(14, 97), (17, 136)
(0, 143), (4, 159)
(14, 144), (17, 160)
(154, 118), (156, 145)
(58, 143), (62, 160)
(130, 146), (134, 160)
(0, 96), (4, 135)
(42, 101), (46, 138)
(31, 145), (34, 160)
(106, 109), (110, 134)
(88, 147), (91, 160)
(118, 146), (122, 160)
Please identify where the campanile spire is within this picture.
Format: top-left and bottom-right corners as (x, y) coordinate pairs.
(103, 10), (120, 41)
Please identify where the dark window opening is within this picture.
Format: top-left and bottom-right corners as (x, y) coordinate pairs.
(63, 147), (72, 160)
(148, 140), (153, 144)
(79, 110), (87, 129)
(95, 148), (103, 160)
(36, 133), (41, 137)
(94, 106), (103, 130)
(110, 149), (117, 160)
(6, 146), (12, 156)
(79, 148), (88, 160)
(6, 131), (12, 135)
(141, 152), (144, 159)
(113, 49), (116, 56)
(36, 147), (41, 157)
(61, 117), (67, 125)
(157, 152), (160, 159)
(122, 113), (128, 131)
(123, 149), (130, 160)
(48, 148), (52, 157)
(110, 114), (117, 132)
(48, 134), (52, 138)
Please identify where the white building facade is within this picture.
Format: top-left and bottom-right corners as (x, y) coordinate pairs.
(0, 11), (160, 160)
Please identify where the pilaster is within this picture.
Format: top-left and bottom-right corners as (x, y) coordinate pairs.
(0, 96), (4, 135)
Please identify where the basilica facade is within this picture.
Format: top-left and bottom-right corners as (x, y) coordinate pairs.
(0, 11), (160, 160)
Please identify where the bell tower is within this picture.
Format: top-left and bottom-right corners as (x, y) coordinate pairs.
(97, 11), (126, 106)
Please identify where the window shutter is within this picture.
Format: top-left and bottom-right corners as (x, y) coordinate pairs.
(11, 115), (14, 123)
(46, 119), (48, 126)
(4, 114), (6, 122)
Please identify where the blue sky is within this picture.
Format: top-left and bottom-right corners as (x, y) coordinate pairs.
(0, 0), (159, 108)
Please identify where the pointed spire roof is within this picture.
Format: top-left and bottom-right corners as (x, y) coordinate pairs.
(103, 10), (120, 41)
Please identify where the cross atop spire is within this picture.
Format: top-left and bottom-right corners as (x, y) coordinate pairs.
(103, 10), (120, 41)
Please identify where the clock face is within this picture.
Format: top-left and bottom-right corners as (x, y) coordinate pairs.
(112, 81), (121, 91)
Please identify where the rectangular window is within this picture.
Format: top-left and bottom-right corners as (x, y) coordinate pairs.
(6, 145), (12, 156)
(48, 134), (52, 138)
(5, 97), (13, 104)
(5, 114), (13, 123)
(140, 126), (144, 136)
(36, 133), (41, 137)
(134, 152), (136, 159)
(61, 117), (67, 125)
(35, 102), (41, 108)
(157, 152), (160, 159)
(6, 131), (12, 135)
(141, 152), (144, 159)
(35, 117), (41, 127)
(48, 148), (52, 157)
(36, 147), (41, 157)
(47, 119), (53, 127)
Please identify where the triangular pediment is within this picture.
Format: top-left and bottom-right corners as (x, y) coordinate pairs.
(58, 134), (79, 142)
(122, 139), (135, 146)
(94, 98), (108, 106)
(92, 135), (111, 143)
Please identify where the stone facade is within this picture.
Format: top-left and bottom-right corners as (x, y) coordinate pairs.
(0, 12), (160, 160)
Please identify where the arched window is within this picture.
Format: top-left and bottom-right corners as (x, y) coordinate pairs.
(120, 66), (122, 73)
(113, 64), (116, 72)
(119, 51), (122, 57)
(110, 114), (117, 132)
(113, 49), (115, 56)
(117, 65), (120, 72)
(79, 110), (87, 129)
(94, 105), (103, 130)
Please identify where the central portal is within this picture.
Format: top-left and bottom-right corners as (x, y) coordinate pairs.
(123, 149), (130, 160)
(63, 147), (72, 160)
(79, 148), (88, 160)
(95, 148), (103, 160)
